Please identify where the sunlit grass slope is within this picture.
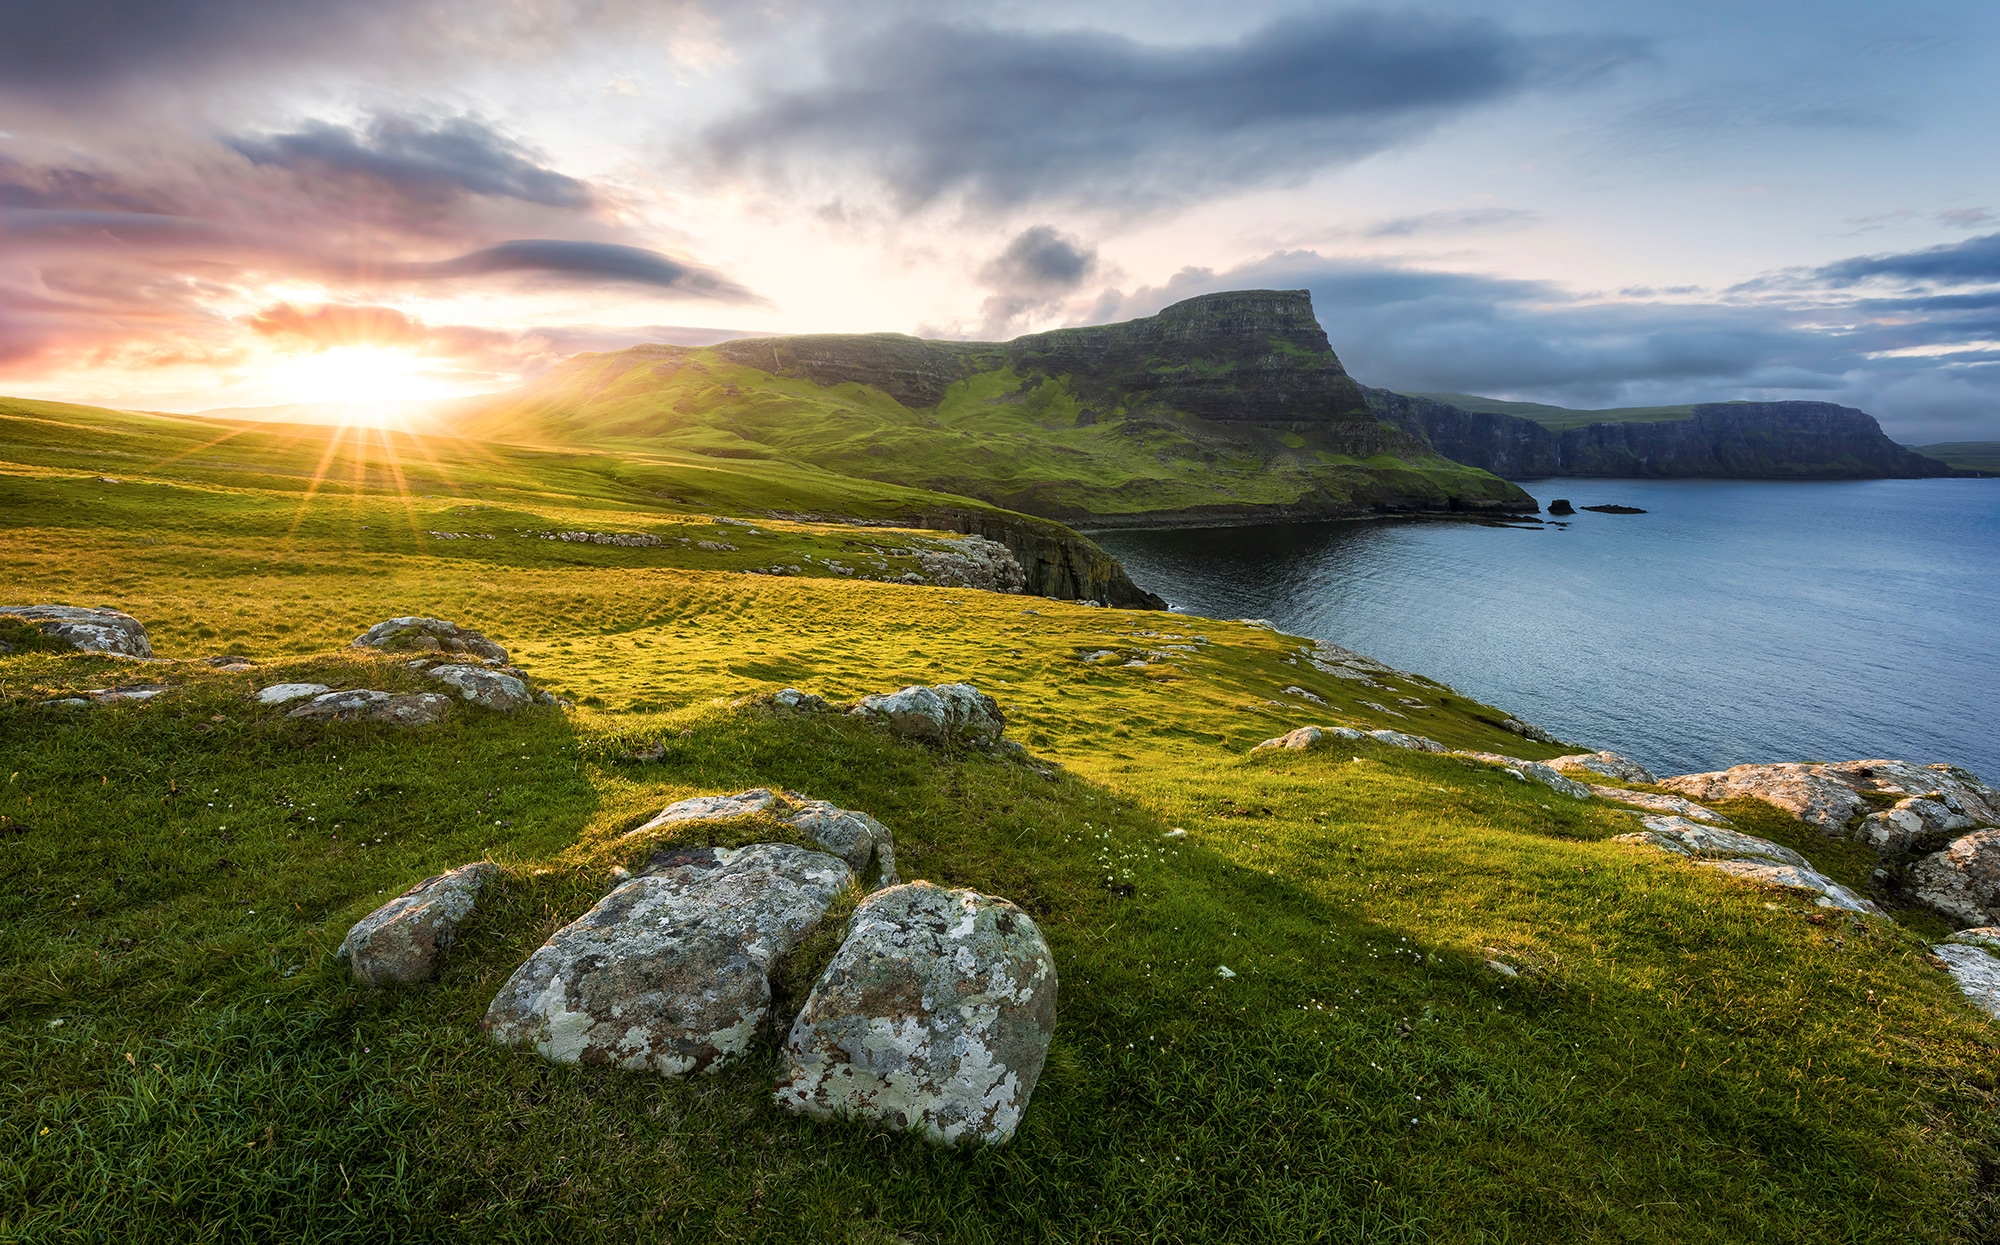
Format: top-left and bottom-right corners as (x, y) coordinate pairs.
(462, 349), (1529, 521)
(3, 408), (1998, 1242)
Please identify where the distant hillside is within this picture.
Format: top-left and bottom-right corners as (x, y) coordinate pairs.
(1371, 390), (1963, 480)
(1909, 441), (2000, 473)
(458, 291), (1535, 526)
(1412, 393), (1699, 432)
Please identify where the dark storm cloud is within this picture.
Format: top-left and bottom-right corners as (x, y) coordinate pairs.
(1108, 250), (2000, 442)
(975, 224), (1099, 336)
(228, 115), (593, 209)
(1815, 230), (2000, 284)
(383, 240), (760, 301)
(706, 11), (1643, 210)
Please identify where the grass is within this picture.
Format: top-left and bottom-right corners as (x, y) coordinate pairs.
(3, 408), (1999, 1242)
(1909, 442), (2000, 473)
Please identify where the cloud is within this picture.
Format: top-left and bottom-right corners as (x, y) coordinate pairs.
(1108, 249), (2000, 443)
(1817, 230), (2000, 284)
(228, 114), (592, 209)
(974, 224), (1099, 335)
(380, 240), (761, 300)
(245, 302), (513, 358)
(1363, 207), (1536, 237)
(705, 11), (1642, 211)
(1936, 208), (1992, 230)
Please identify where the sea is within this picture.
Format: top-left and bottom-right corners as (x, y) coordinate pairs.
(1092, 478), (2000, 780)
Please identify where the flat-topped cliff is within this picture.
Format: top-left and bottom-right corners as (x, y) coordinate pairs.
(1367, 390), (1964, 479)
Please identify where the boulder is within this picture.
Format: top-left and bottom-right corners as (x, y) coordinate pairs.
(775, 882), (1057, 1145)
(628, 788), (896, 885)
(1368, 729), (1448, 754)
(770, 687), (831, 713)
(0, 605), (152, 657)
(426, 663), (532, 711)
(483, 843), (852, 1077)
(287, 689), (453, 725)
(256, 682), (330, 704)
(337, 862), (499, 985)
(1499, 717), (1561, 745)
(1932, 942), (2000, 1019)
(1252, 725), (1366, 752)
(1616, 814), (1883, 916)
(1588, 785), (1730, 824)
(1660, 759), (1999, 841)
(1452, 751), (1591, 799)
(1909, 831), (2000, 927)
(352, 616), (507, 663)
(1550, 751), (1658, 785)
(850, 682), (1005, 747)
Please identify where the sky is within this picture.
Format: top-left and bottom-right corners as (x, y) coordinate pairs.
(2, 0), (1998, 442)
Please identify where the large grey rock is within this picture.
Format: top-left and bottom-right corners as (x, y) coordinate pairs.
(1452, 751), (1592, 799)
(483, 843), (852, 1077)
(1368, 729), (1447, 754)
(775, 882), (1057, 1145)
(1909, 831), (2000, 927)
(850, 683), (1005, 747)
(1550, 751), (1658, 785)
(1933, 942), (2000, 1018)
(352, 616), (507, 663)
(0, 605), (152, 657)
(1252, 725), (1366, 752)
(337, 863), (498, 986)
(1617, 814), (1884, 916)
(256, 682), (330, 704)
(628, 788), (896, 885)
(1661, 759), (1999, 840)
(287, 689), (452, 725)
(1858, 797), (1977, 853)
(426, 663), (531, 711)
(1586, 785), (1730, 823)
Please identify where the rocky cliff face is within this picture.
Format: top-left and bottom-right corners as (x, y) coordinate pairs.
(897, 508), (1167, 609)
(1367, 390), (1961, 479)
(719, 289), (1380, 433)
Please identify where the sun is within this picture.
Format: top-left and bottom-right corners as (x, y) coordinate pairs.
(256, 345), (470, 427)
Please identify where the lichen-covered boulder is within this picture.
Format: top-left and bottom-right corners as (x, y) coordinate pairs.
(775, 882), (1057, 1145)
(1933, 942), (2000, 1018)
(1550, 751), (1657, 785)
(0, 605), (152, 657)
(426, 663), (532, 711)
(256, 682), (330, 704)
(1660, 759), (1999, 840)
(352, 616), (508, 663)
(1617, 814), (1883, 916)
(1659, 764), (1869, 831)
(770, 687), (831, 713)
(1253, 725), (1366, 752)
(1368, 729), (1447, 754)
(1452, 751), (1592, 799)
(1858, 797), (1978, 853)
(287, 689), (452, 725)
(1909, 831), (2000, 927)
(850, 683), (1005, 747)
(483, 843), (852, 1077)
(629, 788), (896, 885)
(337, 862), (498, 985)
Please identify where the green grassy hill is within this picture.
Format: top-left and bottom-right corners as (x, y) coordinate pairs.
(460, 293), (1534, 524)
(3, 395), (1998, 1241)
(1412, 393), (1701, 432)
(1910, 441), (2000, 473)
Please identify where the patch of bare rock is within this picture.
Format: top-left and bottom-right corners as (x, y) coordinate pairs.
(287, 689), (455, 725)
(628, 788), (897, 886)
(1550, 751), (1658, 785)
(1615, 814), (1883, 916)
(339, 863), (499, 985)
(352, 615), (508, 663)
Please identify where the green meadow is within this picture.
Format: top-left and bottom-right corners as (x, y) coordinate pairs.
(3, 396), (1997, 1242)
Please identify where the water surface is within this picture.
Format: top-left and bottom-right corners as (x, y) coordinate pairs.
(1094, 479), (2000, 778)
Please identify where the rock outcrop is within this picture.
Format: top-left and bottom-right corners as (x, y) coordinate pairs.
(338, 863), (498, 986)
(895, 507), (1165, 608)
(1451, 751), (1592, 799)
(1909, 832), (2000, 928)
(1550, 751), (1658, 785)
(484, 843), (853, 1077)
(775, 882), (1057, 1145)
(1367, 390), (1963, 480)
(1618, 815), (1883, 916)
(287, 689), (453, 725)
(0, 605), (152, 657)
(850, 683), (1006, 748)
(352, 617), (508, 663)
(1661, 760), (1999, 849)
(1933, 941), (2000, 1018)
(424, 663), (533, 711)
(628, 788), (897, 886)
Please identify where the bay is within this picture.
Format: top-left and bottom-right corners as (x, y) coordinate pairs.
(1093, 478), (2000, 779)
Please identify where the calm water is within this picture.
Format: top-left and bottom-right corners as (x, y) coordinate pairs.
(1094, 479), (2000, 779)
